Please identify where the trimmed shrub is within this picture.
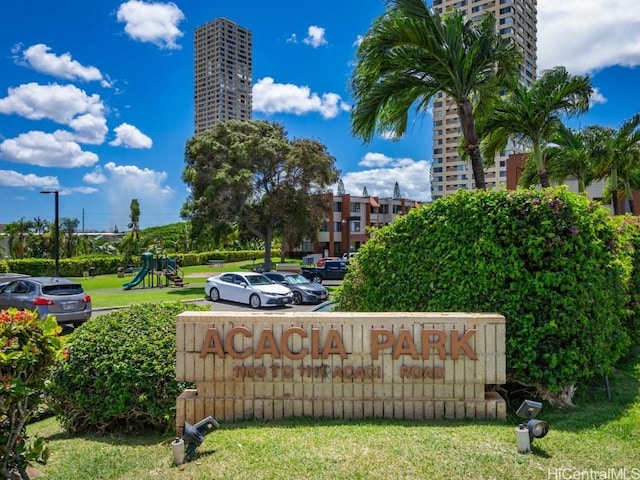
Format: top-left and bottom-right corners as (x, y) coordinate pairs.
(609, 215), (640, 342)
(337, 188), (631, 406)
(1, 310), (64, 478)
(0, 260), (9, 273)
(45, 302), (210, 434)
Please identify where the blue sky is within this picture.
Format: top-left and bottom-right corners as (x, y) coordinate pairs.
(1, 0), (639, 231)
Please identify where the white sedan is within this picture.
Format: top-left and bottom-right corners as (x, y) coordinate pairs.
(204, 272), (294, 309)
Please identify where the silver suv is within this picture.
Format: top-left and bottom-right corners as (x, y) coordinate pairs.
(0, 276), (92, 327)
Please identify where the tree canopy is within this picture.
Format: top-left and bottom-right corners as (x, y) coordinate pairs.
(181, 120), (339, 271)
(350, 0), (521, 190)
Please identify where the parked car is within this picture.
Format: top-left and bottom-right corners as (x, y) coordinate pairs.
(263, 272), (329, 305)
(301, 260), (348, 284)
(204, 272), (294, 309)
(342, 252), (359, 262)
(316, 256), (339, 267)
(0, 276), (92, 327)
(310, 300), (336, 312)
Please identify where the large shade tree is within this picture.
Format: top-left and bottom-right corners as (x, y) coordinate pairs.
(181, 120), (339, 271)
(482, 66), (592, 188)
(350, 0), (522, 190)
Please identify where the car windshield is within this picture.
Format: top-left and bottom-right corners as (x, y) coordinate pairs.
(245, 275), (273, 286)
(285, 274), (311, 285)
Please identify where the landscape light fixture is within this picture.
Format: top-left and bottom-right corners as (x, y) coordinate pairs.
(40, 190), (60, 277)
(181, 416), (220, 462)
(515, 399), (549, 453)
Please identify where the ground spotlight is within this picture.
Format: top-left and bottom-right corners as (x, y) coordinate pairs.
(515, 400), (549, 453)
(181, 416), (220, 462)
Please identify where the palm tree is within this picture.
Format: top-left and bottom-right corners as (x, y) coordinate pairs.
(542, 123), (596, 193)
(590, 114), (640, 214)
(482, 66), (592, 188)
(60, 217), (79, 258)
(6, 217), (34, 259)
(350, 0), (521, 190)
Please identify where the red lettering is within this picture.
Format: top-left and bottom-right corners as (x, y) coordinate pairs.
(255, 329), (280, 359)
(225, 326), (252, 359)
(281, 327), (308, 360)
(371, 328), (394, 360)
(199, 328), (225, 358)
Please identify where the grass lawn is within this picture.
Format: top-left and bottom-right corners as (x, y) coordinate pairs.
(26, 349), (640, 480)
(75, 261), (322, 309)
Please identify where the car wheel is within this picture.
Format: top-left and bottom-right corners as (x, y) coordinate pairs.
(293, 291), (303, 305)
(209, 288), (220, 302)
(250, 294), (261, 309)
(312, 275), (323, 284)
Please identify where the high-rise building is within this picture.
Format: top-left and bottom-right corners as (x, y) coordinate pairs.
(194, 18), (252, 135)
(430, 0), (537, 200)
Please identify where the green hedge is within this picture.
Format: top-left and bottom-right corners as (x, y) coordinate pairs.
(45, 302), (210, 434)
(5, 250), (270, 276)
(337, 188), (632, 405)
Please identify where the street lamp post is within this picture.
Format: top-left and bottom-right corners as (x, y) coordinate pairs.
(40, 190), (60, 277)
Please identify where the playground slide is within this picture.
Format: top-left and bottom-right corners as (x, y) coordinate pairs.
(122, 267), (150, 290)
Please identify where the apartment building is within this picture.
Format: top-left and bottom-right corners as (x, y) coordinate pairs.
(308, 194), (421, 257)
(430, 0), (537, 199)
(194, 18), (252, 135)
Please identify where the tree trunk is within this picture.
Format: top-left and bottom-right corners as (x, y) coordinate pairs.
(611, 167), (620, 215)
(457, 100), (486, 190)
(624, 178), (636, 215)
(533, 143), (550, 188)
(264, 228), (273, 272)
(539, 169), (551, 188)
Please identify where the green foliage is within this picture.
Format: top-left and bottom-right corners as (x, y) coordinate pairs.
(609, 215), (640, 341)
(45, 303), (210, 434)
(0, 309), (64, 478)
(182, 119), (338, 271)
(337, 188), (631, 400)
(7, 255), (124, 277)
(0, 260), (9, 273)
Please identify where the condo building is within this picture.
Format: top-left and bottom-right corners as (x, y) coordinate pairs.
(194, 18), (252, 135)
(430, 0), (537, 199)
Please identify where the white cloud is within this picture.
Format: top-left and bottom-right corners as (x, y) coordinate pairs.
(0, 83), (107, 144)
(303, 26), (328, 48)
(589, 87), (607, 107)
(353, 35), (363, 48)
(0, 169), (59, 189)
(117, 0), (185, 50)
(101, 161), (175, 229)
(83, 167), (107, 184)
(253, 77), (350, 119)
(0, 130), (99, 168)
(538, 0), (640, 74)
(340, 157), (431, 202)
(359, 152), (394, 168)
(15, 44), (109, 86)
(287, 34), (297, 44)
(109, 123), (153, 148)
(63, 186), (99, 195)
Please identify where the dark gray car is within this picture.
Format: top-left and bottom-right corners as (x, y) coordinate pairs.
(0, 276), (92, 327)
(263, 272), (329, 305)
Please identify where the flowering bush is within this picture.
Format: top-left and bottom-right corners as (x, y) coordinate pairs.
(0, 309), (63, 480)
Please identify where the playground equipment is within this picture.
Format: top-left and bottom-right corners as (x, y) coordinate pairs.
(122, 252), (186, 290)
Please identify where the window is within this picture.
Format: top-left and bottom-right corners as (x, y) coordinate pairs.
(352, 221), (360, 233)
(334, 222), (342, 232)
(350, 203), (361, 213)
(392, 205), (402, 214)
(333, 201), (342, 212)
(379, 204), (389, 214)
